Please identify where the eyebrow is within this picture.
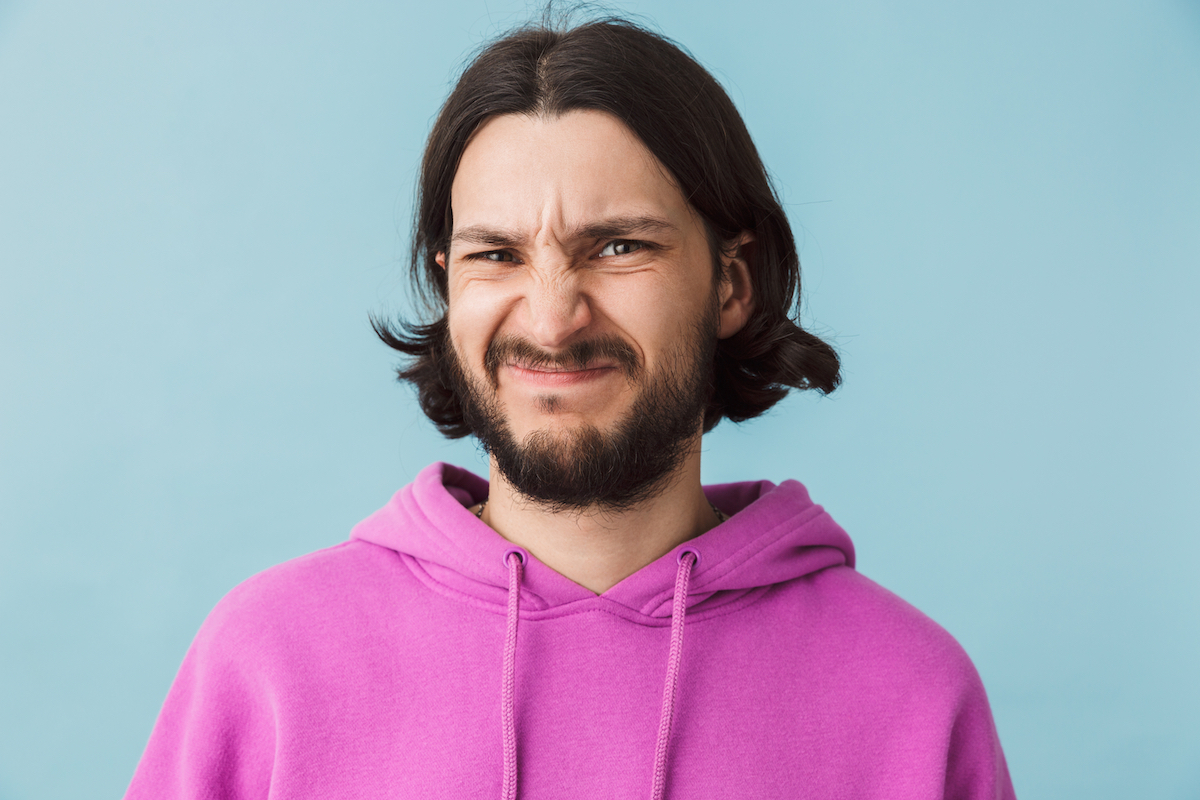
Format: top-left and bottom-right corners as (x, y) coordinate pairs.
(449, 215), (680, 248)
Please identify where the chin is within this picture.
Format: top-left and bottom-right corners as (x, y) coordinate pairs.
(512, 418), (600, 448)
(513, 397), (625, 427)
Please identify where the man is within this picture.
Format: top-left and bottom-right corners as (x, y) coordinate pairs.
(127, 16), (1015, 800)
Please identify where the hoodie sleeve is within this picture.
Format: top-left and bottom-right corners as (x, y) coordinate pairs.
(942, 658), (1017, 800)
(124, 588), (277, 800)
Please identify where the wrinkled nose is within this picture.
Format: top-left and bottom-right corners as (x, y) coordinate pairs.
(525, 273), (591, 348)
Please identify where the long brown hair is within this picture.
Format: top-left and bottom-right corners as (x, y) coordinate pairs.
(373, 16), (840, 437)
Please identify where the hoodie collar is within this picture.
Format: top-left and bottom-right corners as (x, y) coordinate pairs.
(351, 462), (854, 620)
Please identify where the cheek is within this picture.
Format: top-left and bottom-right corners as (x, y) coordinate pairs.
(447, 307), (488, 368)
(599, 275), (706, 365)
(447, 286), (513, 367)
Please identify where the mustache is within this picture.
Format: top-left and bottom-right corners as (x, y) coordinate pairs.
(484, 335), (642, 383)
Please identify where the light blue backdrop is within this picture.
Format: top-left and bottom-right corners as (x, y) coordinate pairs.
(1, 1), (1197, 797)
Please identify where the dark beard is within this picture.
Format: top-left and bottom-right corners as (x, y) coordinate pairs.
(445, 306), (718, 513)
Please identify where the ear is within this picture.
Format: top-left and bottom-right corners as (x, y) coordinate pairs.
(435, 251), (447, 269)
(717, 231), (755, 339)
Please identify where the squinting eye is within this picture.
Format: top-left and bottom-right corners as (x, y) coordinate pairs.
(481, 251), (514, 262)
(598, 240), (642, 257)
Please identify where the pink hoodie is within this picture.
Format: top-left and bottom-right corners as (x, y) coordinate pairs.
(126, 462), (1015, 799)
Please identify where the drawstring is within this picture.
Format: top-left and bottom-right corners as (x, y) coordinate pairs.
(501, 549), (524, 800)
(498, 547), (697, 800)
(649, 549), (697, 800)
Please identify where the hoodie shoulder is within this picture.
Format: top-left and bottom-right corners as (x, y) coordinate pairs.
(808, 568), (1014, 797)
(221, 540), (397, 603)
(794, 565), (988, 694)
(198, 540), (406, 652)
(126, 540), (418, 800)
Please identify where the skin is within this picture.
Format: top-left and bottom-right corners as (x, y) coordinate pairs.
(438, 110), (754, 594)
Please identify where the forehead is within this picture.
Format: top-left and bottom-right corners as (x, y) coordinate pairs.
(449, 110), (696, 236)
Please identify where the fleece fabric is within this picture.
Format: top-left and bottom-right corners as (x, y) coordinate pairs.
(126, 462), (1016, 799)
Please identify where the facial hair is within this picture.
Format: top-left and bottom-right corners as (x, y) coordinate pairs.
(446, 303), (719, 513)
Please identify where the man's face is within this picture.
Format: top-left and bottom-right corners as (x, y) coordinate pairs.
(439, 110), (727, 509)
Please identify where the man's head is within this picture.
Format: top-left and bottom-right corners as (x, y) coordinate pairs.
(436, 109), (737, 510)
(375, 16), (840, 508)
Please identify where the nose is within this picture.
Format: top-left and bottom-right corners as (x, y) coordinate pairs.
(524, 271), (592, 348)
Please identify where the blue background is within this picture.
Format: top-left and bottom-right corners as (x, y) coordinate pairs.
(1, 1), (1197, 797)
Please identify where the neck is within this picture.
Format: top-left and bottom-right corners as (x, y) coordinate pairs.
(478, 441), (717, 594)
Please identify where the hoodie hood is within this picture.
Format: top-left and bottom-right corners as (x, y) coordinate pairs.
(351, 462), (854, 622)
